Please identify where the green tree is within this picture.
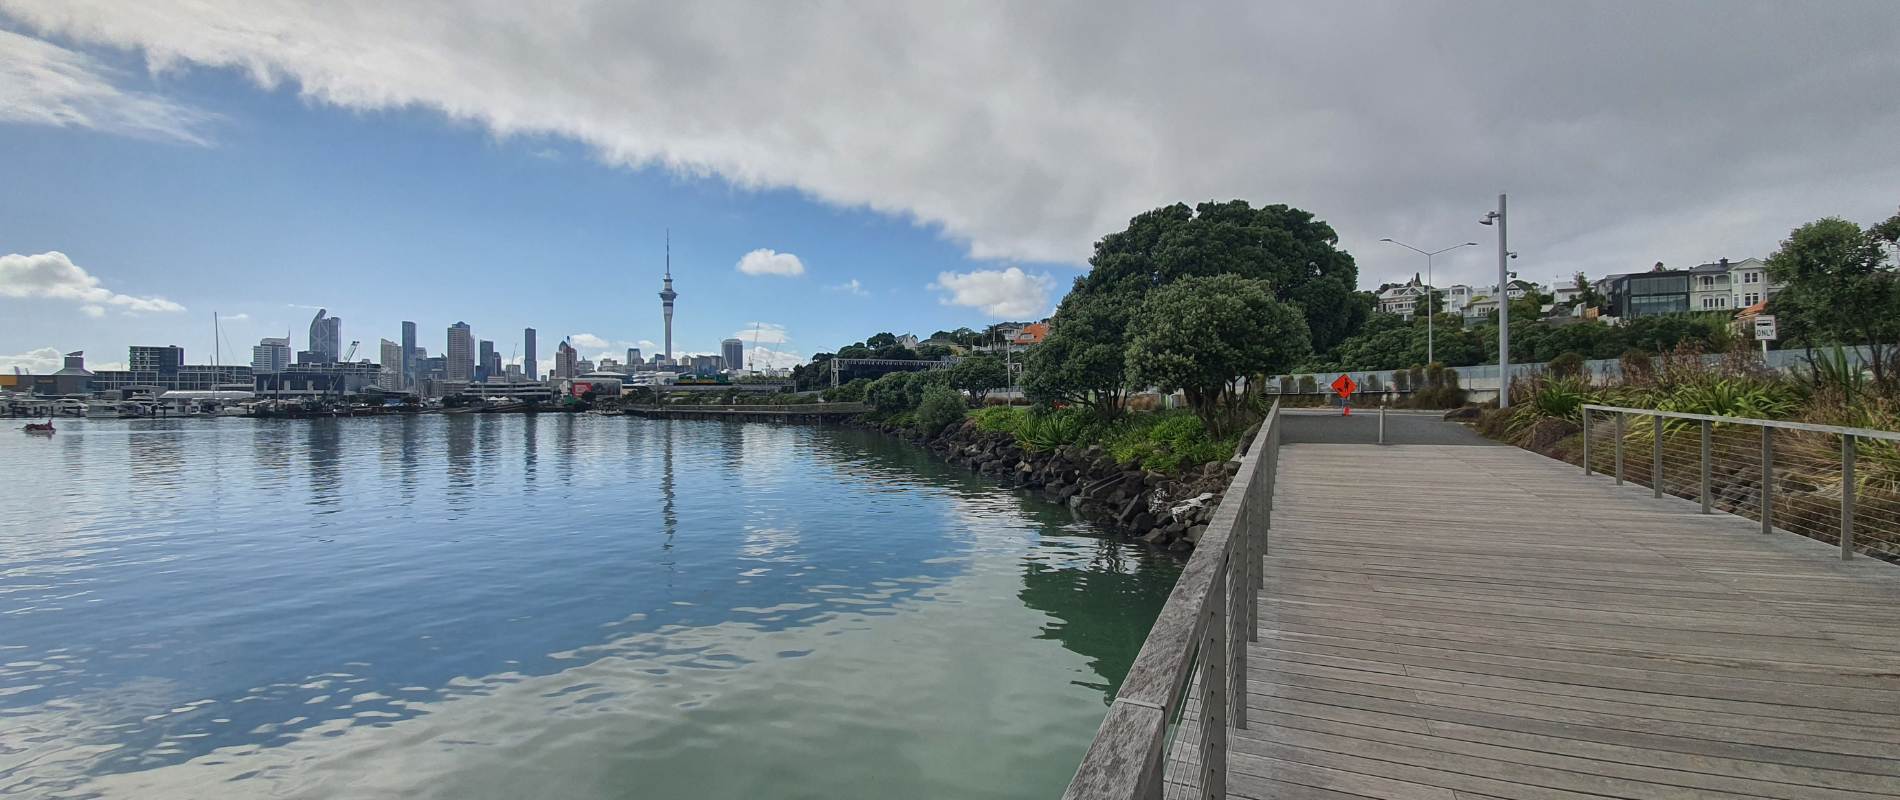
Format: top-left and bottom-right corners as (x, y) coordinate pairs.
(1769, 211), (1900, 388)
(1569, 272), (1607, 310)
(1124, 275), (1310, 432)
(1023, 291), (1132, 417)
(948, 354), (1008, 403)
(1077, 200), (1363, 354)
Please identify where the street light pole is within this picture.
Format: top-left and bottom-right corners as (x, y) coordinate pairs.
(1480, 194), (1511, 409)
(1379, 238), (1479, 367)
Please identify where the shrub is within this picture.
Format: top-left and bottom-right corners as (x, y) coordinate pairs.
(1393, 368), (1411, 391)
(914, 386), (969, 437)
(823, 377), (873, 403)
(866, 372), (917, 413)
(1103, 411), (1235, 473)
(1548, 352), (1586, 380)
(1297, 375), (1319, 394)
(1620, 348), (1655, 384)
(970, 405), (1029, 435)
(1019, 407), (1097, 451)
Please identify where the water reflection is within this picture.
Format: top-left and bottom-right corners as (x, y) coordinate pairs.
(0, 416), (1178, 799)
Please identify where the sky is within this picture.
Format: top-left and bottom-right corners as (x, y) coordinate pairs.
(3, 1), (1898, 374)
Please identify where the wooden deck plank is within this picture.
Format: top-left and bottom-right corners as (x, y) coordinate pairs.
(1214, 442), (1900, 800)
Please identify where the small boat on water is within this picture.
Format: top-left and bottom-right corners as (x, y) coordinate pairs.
(22, 421), (55, 434)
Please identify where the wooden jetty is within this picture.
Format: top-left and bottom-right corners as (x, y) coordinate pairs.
(1066, 406), (1900, 800)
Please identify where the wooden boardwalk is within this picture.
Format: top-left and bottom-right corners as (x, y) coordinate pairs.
(1199, 442), (1900, 800)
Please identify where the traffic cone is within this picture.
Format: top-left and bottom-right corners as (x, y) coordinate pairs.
(1343, 404), (1352, 416)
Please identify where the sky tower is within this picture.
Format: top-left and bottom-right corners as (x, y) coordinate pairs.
(659, 230), (677, 363)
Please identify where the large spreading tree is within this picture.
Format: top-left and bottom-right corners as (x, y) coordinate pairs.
(1076, 200), (1364, 355)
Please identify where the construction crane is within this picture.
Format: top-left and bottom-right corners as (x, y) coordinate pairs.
(748, 323), (769, 372)
(342, 340), (360, 362)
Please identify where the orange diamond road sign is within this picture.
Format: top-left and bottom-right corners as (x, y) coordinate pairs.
(1330, 374), (1357, 398)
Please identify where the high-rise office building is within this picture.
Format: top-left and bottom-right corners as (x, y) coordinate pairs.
(721, 338), (744, 372)
(308, 309), (341, 363)
(446, 322), (474, 382)
(251, 337), (291, 373)
(130, 345), (185, 374)
(658, 232), (678, 362)
(400, 321), (417, 388)
(554, 340), (578, 379)
(626, 347), (642, 368)
(477, 340), (500, 381)
(524, 327), (538, 381)
(378, 339), (403, 390)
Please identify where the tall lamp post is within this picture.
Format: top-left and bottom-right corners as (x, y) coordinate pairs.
(1480, 194), (1510, 409)
(1378, 238), (1478, 367)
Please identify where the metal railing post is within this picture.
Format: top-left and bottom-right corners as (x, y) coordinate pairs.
(1378, 404), (1386, 445)
(1710, 419), (1725, 513)
(1614, 412), (1625, 485)
(1581, 410), (1592, 475)
(1651, 414), (1664, 498)
(1760, 426), (1774, 535)
(1201, 567), (1227, 800)
(1842, 435), (1856, 560)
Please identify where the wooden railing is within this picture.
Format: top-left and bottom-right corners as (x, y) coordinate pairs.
(1063, 401), (1281, 800)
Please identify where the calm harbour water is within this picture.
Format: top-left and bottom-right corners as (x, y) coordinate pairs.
(0, 415), (1178, 799)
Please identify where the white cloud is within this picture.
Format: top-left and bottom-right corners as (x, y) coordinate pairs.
(739, 345), (805, 369)
(0, 251), (186, 313)
(80, 304), (105, 318)
(829, 278), (869, 296)
(732, 322), (789, 345)
(0, 346), (66, 373)
(0, 28), (215, 145)
(3, 4), (1898, 278)
(635, 339), (658, 350)
(223, 312), (250, 320)
(735, 248), (805, 277)
(568, 333), (613, 350)
(929, 267), (1053, 319)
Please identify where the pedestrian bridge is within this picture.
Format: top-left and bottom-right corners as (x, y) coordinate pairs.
(1065, 406), (1900, 800)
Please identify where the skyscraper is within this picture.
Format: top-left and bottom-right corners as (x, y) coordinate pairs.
(659, 231), (678, 362)
(251, 337), (290, 373)
(446, 322), (474, 382)
(554, 340), (578, 379)
(478, 339), (500, 381)
(308, 309), (341, 363)
(626, 347), (641, 368)
(523, 327), (538, 381)
(400, 321), (417, 388)
(378, 339), (403, 390)
(721, 338), (744, 372)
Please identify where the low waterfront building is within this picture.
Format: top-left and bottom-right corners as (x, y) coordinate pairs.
(461, 379), (557, 402)
(251, 362), (382, 397)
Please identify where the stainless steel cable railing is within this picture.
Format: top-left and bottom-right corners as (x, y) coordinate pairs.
(1581, 404), (1900, 561)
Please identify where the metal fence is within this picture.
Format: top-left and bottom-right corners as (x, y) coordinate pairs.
(1580, 404), (1900, 561)
(1062, 401), (1281, 800)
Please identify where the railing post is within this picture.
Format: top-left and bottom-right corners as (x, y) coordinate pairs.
(1378, 405), (1386, 445)
(1760, 426), (1774, 535)
(1842, 435), (1856, 560)
(1202, 567), (1227, 800)
(1230, 540), (1247, 732)
(1581, 410), (1592, 475)
(1710, 419), (1725, 513)
(1614, 412), (1625, 485)
(1651, 414), (1664, 498)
